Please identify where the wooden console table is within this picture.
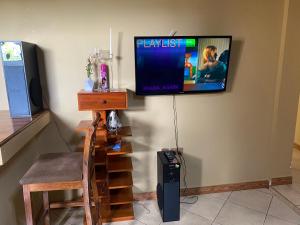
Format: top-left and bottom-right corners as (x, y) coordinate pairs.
(77, 89), (134, 222)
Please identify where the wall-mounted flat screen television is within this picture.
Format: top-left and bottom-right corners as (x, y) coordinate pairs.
(134, 36), (232, 95)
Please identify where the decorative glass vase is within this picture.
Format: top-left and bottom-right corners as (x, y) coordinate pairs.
(96, 50), (113, 91)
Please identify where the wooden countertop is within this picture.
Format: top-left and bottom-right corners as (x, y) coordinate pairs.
(0, 110), (50, 165)
(0, 111), (38, 144)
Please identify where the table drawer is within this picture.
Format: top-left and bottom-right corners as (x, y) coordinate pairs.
(78, 91), (128, 111)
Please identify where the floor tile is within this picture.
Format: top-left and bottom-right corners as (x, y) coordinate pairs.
(264, 215), (299, 225)
(133, 200), (162, 225)
(48, 208), (146, 225)
(228, 189), (272, 213)
(46, 189), (300, 225)
(268, 196), (300, 224)
(273, 184), (300, 205)
(48, 208), (84, 225)
(256, 188), (273, 195)
(106, 219), (146, 225)
(181, 193), (228, 220)
(215, 202), (266, 225)
(202, 191), (231, 200)
(164, 208), (211, 225)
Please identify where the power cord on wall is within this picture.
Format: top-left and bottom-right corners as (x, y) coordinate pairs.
(172, 94), (198, 204)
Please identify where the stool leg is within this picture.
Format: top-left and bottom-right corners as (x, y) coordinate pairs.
(43, 192), (50, 225)
(23, 185), (34, 225)
(83, 216), (87, 225)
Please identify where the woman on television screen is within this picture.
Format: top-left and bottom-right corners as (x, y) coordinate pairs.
(196, 45), (227, 82)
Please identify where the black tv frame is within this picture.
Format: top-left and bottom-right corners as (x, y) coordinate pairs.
(134, 35), (232, 96)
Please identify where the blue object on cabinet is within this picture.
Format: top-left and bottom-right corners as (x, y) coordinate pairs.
(112, 143), (121, 151)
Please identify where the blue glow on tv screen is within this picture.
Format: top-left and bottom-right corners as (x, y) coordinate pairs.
(134, 36), (232, 95)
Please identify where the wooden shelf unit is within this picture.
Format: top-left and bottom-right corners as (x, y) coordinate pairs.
(110, 188), (134, 205)
(77, 89), (134, 222)
(107, 156), (133, 172)
(94, 150), (106, 166)
(95, 166), (106, 182)
(108, 172), (133, 189)
(101, 203), (134, 223)
(106, 142), (132, 156)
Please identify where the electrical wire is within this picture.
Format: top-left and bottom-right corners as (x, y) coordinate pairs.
(172, 95), (179, 154)
(172, 95), (198, 204)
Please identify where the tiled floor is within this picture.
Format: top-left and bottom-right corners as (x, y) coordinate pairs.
(271, 148), (300, 211)
(48, 188), (300, 225)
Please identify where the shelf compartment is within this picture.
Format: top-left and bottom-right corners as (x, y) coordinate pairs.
(95, 166), (106, 182)
(107, 156), (133, 172)
(101, 203), (111, 221)
(106, 142), (132, 156)
(110, 188), (133, 205)
(94, 150), (106, 166)
(108, 126), (132, 137)
(96, 181), (109, 199)
(108, 172), (133, 189)
(102, 203), (134, 223)
(95, 126), (132, 141)
(75, 120), (92, 132)
(76, 120), (107, 135)
(77, 135), (107, 150)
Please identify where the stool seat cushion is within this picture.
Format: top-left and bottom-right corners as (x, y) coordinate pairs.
(20, 152), (83, 185)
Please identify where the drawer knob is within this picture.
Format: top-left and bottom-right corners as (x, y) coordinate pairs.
(102, 100), (107, 104)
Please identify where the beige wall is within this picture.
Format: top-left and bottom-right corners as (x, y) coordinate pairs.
(270, 0), (300, 177)
(0, 0), (299, 224)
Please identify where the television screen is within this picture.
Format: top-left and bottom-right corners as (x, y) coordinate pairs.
(134, 36), (232, 95)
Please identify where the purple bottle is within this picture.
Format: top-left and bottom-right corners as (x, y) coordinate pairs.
(100, 63), (108, 90)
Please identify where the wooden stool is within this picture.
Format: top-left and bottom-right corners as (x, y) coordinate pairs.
(20, 114), (101, 225)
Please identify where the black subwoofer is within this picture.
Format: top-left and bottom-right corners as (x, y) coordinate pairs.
(157, 151), (180, 222)
(0, 41), (43, 118)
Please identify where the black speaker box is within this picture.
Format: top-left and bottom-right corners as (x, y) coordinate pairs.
(0, 41), (43, 117)
(157, 151), (181, 222)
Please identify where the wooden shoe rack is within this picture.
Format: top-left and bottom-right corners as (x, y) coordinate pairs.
(77, 89), (134, 222)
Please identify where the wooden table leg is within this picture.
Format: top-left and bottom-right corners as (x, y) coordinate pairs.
(23, 185), (34, 225)
(43, 192), (50, 225)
